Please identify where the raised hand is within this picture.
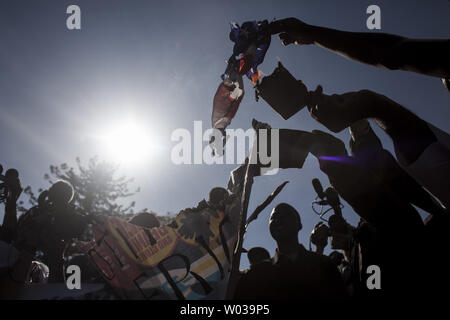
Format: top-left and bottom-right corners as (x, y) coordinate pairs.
(307, 86), (378, 133)
(309, 129), (348, 160)
(270, 17), (314, 46)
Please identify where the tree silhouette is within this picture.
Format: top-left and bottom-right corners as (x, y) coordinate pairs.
(15, 157), (179, 279)
(19, 156), (139, 218)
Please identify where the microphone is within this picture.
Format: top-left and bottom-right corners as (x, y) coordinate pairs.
(312, 178), (325, 199)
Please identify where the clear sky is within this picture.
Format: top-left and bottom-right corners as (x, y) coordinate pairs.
(1, 0), (449, 269)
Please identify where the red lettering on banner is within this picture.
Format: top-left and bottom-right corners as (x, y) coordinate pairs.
(135, 238), (148, 260)
(139, 233), (148, 249)
(139, 232), (149, 247)
(150, 228), (161, 241)
(140, 248), (149, 261)
(134, 233), (145, 250)
(109, 222), (179, 266)
(126, 225), (138, 239)
(157, 235), (173, 250)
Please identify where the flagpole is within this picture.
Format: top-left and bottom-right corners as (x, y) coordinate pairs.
(225, 133), (258, 300)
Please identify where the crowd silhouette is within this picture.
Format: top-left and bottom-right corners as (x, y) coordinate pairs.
(1, 17), (449, 301)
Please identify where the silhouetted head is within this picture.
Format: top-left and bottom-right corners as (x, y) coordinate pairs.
(48, 180), (74, 206)
(269, 203), (302, 242)
(4, 168), (19, 185)
(208, 187), (229, 208)
(248, 247), (271, 267)
(128, 212), (160, 229)
(5, 168), (19, 179)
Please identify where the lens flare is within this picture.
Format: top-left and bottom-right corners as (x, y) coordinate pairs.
(99, 120), (155, 165)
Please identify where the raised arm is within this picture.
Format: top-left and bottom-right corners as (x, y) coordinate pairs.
(306, 87), (437, 165)
(308, 130), (424, 232)
(349, 120), (446, 216)
(270, 18), (450, 79)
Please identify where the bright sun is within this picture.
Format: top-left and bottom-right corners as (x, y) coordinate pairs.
(99, 120), (155, 165)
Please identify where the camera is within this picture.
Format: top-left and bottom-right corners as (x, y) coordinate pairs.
(310, 222), (330, 248)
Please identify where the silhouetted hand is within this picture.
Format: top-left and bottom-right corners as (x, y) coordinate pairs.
(307, 87), (377, 133)
(270, 18), (315, 46)
(309, 131), (385, 211)
(310, 129), (347, 160)
(308, 130), (376, 200)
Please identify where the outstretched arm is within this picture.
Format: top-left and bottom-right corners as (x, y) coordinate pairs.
(270, 18), (450, 79)
(350, 120), (446, 216)
(388, 155), (446, 216)
(307, 87), (437, 165)
(308, 130), (424, 231)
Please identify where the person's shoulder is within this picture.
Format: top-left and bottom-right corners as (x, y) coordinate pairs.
(241, 262), (277, 282)
(305, 249), (328, 260)
(250, 260), (276, 271)
(236, 267), (260, 285)
(17, 206), (40, 223)
(253, 260), (276, 271)
(304, 248), (335, 266)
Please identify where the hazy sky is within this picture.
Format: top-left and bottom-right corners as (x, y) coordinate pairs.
(1, 0), (449, 269)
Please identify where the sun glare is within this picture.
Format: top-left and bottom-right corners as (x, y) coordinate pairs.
(99, 120), (155, 165)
